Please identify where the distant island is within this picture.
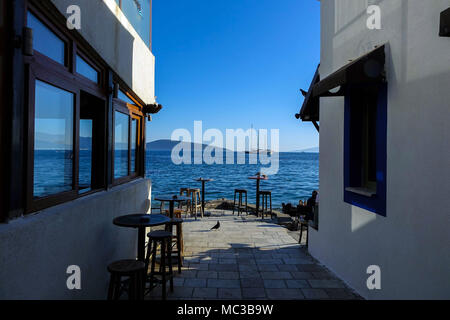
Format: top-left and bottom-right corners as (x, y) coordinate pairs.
(146, 139), (225, 151)
(292, 147), (319, 153)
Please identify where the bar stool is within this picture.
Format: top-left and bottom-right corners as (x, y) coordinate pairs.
(179, 188), (192, 217)
(145, 230), (174, 300)
(166, 218), (184, 273)
(107, 259), (145, 300)
(233, 189), (248, 216)
(259, 191), (272, 219)
(190, 188), (202, 218)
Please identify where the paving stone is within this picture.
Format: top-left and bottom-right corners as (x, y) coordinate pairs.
(239, 264), (258, 272)
(218, 272), (240, 280)
(257, 264), (278, 272)
(179, 270), (198, 278)
(193, 288), (218, 299)
(188, 263), (209, 271)
(277, 264), (298, 272)
(237, 258), (256, 265)
(173, 278), (185, 286)
(255, 259), (283, 265)
(196, 271), (218, 279)
(218, 288), (242, 299)
(239, 271), (262, 279)
(207, 279), (241, 289)
(263, 280), (287, 289)
(260, 271), (292, 280)
(312, 271), (338, 279)
(240, 278), (264, 288)
(296, 264), (325, 272)
(242, 288), (267, 299)
(170, 287), (194, 299)
(308, 279), (346, 289)
(290, 271), (316, 280)
(184, 278), (207, 288)
(301, 289), (329, 300)
(325, 288), (358, 299)
(286, 280), (311, 289)
(209, 264), (239, 272)
(266, 288), (304, 300)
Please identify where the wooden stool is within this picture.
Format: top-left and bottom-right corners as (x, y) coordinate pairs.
(190, 188), (202, 218)
(259, 191), (272, 219)
(165, 209), (183, 219)
(233, 189), (248, 216)
(145, 230), (174, 300)
(179, 188), (192, 217)
(107, 259), (145, 300)
(166, 218), (184, 273)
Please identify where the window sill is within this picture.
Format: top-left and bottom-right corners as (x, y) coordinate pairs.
(345, 187), (376, 197)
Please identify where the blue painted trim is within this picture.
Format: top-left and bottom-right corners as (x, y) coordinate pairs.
(344, 84), (387, 217)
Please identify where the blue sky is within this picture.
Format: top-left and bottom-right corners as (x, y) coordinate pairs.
(148, 0), (320, 152)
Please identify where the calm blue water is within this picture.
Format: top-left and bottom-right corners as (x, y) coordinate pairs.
(33, 150), (319, 209)
(146, 151), (319, 209)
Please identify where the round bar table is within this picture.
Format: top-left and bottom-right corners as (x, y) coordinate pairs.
(113, 214), (171, 261)
(196, 178), (213, 217)
(154, 195), (191, 219)
(248, 174), (269, 217)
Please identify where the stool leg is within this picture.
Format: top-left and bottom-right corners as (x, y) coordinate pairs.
(167, 237), (174, 292)
(107, 273), (115, 300)
(177, 224), (183, 273)
(245, 193), (248, 215)
(161, 239), (167, 300)
(233, 192), (236, 215)
(270, 194), (272, 218)
(150, 241), (157, 290)
(113, 275), (121, 300)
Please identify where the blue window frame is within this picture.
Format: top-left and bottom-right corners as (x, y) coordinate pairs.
(344, 83), (387, 216)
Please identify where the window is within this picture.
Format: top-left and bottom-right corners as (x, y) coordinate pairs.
(114, 111), (130, 179)
(131, 118), (138, 173)
(27, 11), (66, 65)
(24, 5), (144, 213)
(344, 84), (387, 216)
(113, 87), (143, 184)
(76, 55), (99, 83)
(33, 80), (74, 198)
(80, 91), (107, 193)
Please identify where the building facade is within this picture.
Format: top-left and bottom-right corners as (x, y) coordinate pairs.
(0, 0), (157, 299)
(299, 0), (450, 299)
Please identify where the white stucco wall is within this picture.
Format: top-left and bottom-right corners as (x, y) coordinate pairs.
(50, 0), (155, 104)
(0, 179), (152, 299)
(309, 0), (450, 299)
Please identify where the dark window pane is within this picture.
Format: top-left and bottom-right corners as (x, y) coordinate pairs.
(79, 119), (93, 193)
(34, 80), (74, 197)
(118, 90), (136, 105)
(120, 0), (151, 47)
(76, 55), (99, 83)
(131, 118), (137, 172)
(27, 11), (65, 65)
(114, 111), (129, 178)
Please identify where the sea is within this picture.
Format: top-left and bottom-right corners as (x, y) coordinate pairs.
(33, 150), (319, 209)
(146, 151), (319, 209)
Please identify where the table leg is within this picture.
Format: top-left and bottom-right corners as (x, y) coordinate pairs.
(201, 181), (205, 217)
(169, 200), (174, 219)
(137, 227), (146, 261)
(256, 179), (260, 217)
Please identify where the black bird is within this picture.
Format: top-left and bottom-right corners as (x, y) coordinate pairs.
(210, 221), (220, 231)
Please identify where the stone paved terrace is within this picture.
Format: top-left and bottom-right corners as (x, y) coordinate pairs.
(147, 210), (361, 300)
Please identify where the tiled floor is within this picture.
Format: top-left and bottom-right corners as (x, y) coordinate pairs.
(146, 210), (361, 300)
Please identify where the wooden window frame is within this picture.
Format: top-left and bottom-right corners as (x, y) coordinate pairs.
(112, 96), (144, 186)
